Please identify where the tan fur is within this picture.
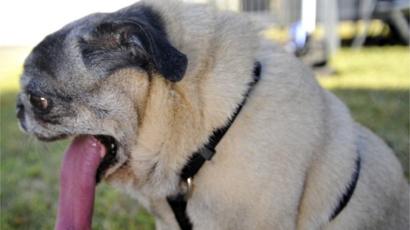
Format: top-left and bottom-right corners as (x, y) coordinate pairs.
(99, 1), (408, 229)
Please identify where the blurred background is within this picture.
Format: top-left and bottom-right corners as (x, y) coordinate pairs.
(0, 0), (409, 229)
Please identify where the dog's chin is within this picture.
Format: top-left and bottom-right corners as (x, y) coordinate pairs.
(34, 132), (126, 183)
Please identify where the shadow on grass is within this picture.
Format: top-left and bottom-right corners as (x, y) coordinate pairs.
(1, 87), (408, 229)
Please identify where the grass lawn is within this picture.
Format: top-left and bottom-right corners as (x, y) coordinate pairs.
(1, 46), (409, 229)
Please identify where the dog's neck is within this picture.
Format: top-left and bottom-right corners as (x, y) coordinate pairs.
(128, 1), (260, 197)
(132, 67), (258, 198)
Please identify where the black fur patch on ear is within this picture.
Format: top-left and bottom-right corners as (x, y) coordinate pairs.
(80, 6), (187, 82)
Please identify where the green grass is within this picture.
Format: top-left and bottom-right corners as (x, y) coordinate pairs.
(1, 46), (409, 229)
(320, 47), (410, 90)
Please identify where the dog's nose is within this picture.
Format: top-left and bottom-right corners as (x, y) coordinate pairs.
(16, 100), (24, 119)
(16, 97), (27, 131)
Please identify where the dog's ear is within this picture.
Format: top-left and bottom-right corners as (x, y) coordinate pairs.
(80, 19), (187, 82)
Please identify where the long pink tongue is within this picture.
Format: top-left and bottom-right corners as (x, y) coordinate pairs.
(55, 135), (106, 230)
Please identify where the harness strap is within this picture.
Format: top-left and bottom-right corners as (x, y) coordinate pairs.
(167, 194), (193, 230)
(329, 151), (361, 220)
(167, 62), (261, 230)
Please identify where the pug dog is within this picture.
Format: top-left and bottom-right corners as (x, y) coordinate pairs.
(16, 0), (409, 229)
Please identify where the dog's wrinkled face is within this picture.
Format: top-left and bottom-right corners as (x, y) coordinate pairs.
(16, 4), (187, 181)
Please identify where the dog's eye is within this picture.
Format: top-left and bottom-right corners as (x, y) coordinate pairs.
(29, 94), (50, 112)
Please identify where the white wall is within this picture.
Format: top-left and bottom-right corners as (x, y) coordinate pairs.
(0, 0), (140, 46)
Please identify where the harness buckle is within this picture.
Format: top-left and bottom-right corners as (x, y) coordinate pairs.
(179, 177), (194, 200)
(182, 177), (194, 199)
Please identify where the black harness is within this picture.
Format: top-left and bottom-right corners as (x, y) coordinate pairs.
(166, 62), (261, 230)
(330, 151), (361, 220)
(166, 61), (361, 229)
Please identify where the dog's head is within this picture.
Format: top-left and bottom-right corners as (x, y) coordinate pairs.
(16, 4), (187, 182)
